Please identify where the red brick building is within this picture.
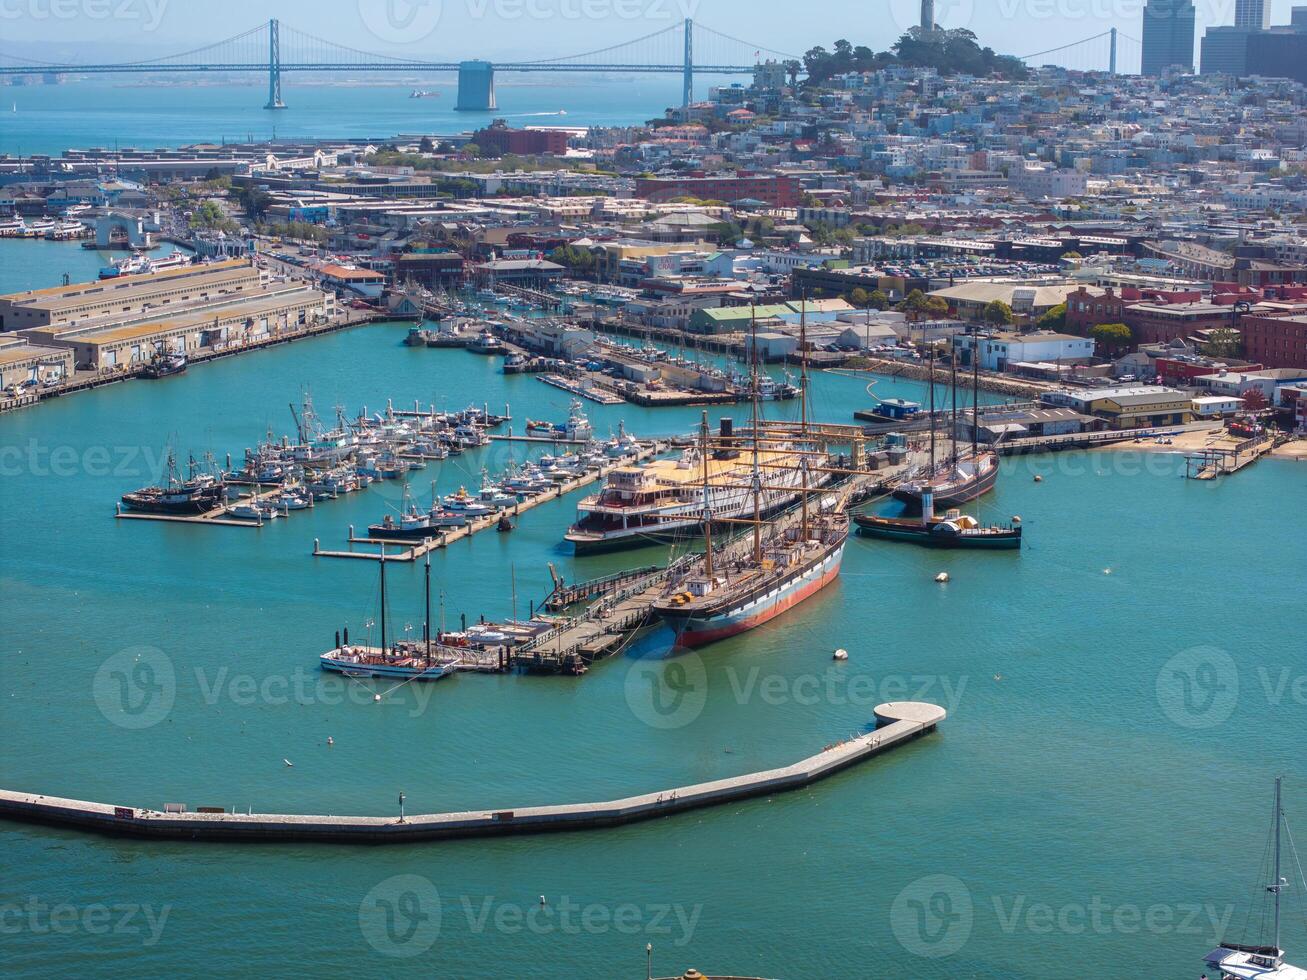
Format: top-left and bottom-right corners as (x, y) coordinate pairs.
(1238, 313), (1307, 369)
(1064, 285), (1226, 345)
(472, 120), (569, 157)
(634, 173), (801, 208)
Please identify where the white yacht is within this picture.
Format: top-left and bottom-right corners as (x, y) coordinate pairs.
(1204, 778), (1307, 980)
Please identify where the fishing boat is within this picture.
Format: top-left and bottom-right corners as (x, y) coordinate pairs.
(141, 351), (187, 379)
(404, 326), (434, 346)
(854, 497), (1021, 550)
(321, 554), (461, 681)
(468, 329), (508, 354)
(1203, 777), (1307, 980)
(226, 498), (281, 521)
(892, 329), (1000, 513)
(120, 452), (224, 514)
(443, 487), (495, 516)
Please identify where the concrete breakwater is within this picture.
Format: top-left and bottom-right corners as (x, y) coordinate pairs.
(0, 702), (944, 845)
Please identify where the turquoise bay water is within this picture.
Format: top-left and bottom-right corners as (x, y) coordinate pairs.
(0, 313), (1304, 977)
(0, 77), (730, 156)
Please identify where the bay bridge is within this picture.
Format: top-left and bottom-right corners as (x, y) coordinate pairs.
(0, 17), (1144, 114)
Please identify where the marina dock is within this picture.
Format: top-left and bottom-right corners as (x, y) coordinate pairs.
(114, 484), (289, 528)
(0, 702), (944, 844)
(311, 441), (666, 562)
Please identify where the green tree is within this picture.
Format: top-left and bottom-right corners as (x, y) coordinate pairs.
(548, 245), (596, 275)
(983, 300), (1014, 326)
(924, 296), (950, 319)
(867, 289), (889, 311)
(1203, 327), (1242, 359)
(419, 135), (435, 153)
(1090, 321), (1132, 354)
(849, 287), (869, 307)
(1036, 302), (1066, 332)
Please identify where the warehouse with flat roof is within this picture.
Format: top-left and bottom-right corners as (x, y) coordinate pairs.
(0, 259), (262, 331)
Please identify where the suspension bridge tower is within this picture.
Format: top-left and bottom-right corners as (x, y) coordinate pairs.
(264, 18), (286, 109)
(682, 18), (694, 107)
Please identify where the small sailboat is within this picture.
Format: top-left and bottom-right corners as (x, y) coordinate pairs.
(1204, 777), (1307, 980)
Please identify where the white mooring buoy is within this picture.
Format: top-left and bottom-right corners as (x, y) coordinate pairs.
(935, 572), (950, 583)
(833, 648), (849, 661)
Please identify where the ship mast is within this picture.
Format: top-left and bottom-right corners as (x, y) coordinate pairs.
(750, 305), (762, 563)
(972, 325), (980, 461)
(950, 338), (959, 470)
(700, 409), (714, 579)
(799, 294), (810, 538)
(1273, 775), (1285, 958)
(379, 548), (388, 656)
(926, 321), (936, 476)
(423, 552), (431, 667)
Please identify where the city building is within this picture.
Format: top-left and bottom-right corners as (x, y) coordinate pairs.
(1235, 0), (1270, 30)
(0, 260), (262, 332)
(471, 120), (570, 157)
(1142, 0), (1197, 74)
(634, 174), (801, 208)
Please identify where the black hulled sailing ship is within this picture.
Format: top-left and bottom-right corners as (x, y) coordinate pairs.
(892, 327), (1000, 513)
(120, 451), (224, 514)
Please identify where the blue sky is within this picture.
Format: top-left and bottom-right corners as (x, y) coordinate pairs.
(1, 0), (1297, 64)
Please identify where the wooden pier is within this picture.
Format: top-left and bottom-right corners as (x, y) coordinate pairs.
(1183, 433), (1278, 479)
(0, 702), (945, 844)
(312, 442), (665, 563)
(114, 485), (289, 528)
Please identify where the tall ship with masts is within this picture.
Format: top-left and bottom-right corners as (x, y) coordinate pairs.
(651, 310), (849, 647)
(892, 327), (999, 512)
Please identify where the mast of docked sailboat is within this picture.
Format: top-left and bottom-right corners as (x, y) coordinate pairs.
(1274, 775), (1284, 958)
(424, 552), (432, 667)
(926, 321), (936, 475)
(699, 409), (714, 579)
(972, 325), (980, 461)
(750, 305), (762, 563)
(379, 547), (388, 656)
(950, 338), (959, 469)
(800, 293), (810, 538)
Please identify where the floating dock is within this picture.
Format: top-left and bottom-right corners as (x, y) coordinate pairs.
(312, 441), (665, 562)
(114, 485), (289, 528)
(0, 702), (944, 844)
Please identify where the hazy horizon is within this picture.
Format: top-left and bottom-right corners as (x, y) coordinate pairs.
(2, 0), (1299, 67)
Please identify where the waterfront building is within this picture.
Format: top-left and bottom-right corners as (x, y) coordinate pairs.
(16, 286), (334, 371)
(0, 260), (262, 332)
(954, 330), (1097, 372)
(0, 335), (73, 390)
(1042, 385), (1195, 428)
(1142, 0), (1197, 74)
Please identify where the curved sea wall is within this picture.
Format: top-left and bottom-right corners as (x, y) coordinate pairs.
(0, 703), (944, 845)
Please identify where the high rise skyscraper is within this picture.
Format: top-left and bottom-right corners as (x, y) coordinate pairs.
(1234, 0), (1271, 29)
(1142, 0), (1196, 74)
